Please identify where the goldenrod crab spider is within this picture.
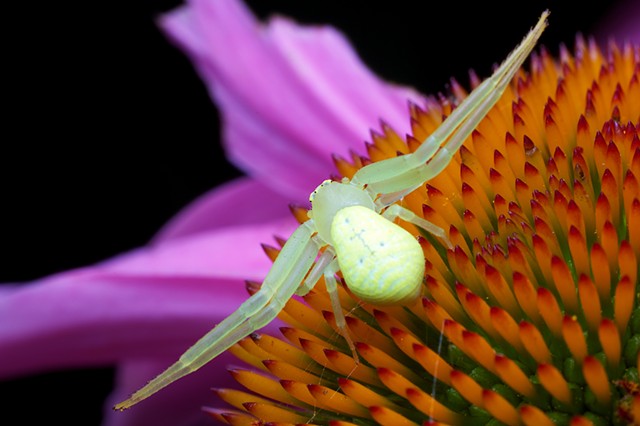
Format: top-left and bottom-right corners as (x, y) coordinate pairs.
(115, 11), (548, 410)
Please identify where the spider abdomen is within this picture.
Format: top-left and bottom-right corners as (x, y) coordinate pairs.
(331, 205), (425, 306)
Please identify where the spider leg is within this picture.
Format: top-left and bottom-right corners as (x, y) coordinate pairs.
(323, 258), (359, 363)
(376, 188), (421, 207)
(291, 247), (357, 360)
(115, 220), (320, 410)
(295, 245), (335, 296)
(382, 203), (453, 249)
(350, 11), (548, 196)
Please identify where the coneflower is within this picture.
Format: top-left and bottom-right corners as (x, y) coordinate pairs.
(208, 37), (640, 426)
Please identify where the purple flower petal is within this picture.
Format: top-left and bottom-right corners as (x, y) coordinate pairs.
(0, 217), (296, 378)
(103, 357), (239, 426)
(158, 0), (424, 201)
(595, 0), (640, 45)
(151, 177), (293, 244)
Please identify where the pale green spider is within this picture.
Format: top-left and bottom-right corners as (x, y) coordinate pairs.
(116, 11), (548, 410)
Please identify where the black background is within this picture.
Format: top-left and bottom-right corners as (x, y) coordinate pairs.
(1, 0), (630, 424)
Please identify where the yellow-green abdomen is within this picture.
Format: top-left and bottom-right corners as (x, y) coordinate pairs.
(330, 205), (425, 305)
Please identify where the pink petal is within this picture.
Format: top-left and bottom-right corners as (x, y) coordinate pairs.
(151, 176), (294, 244)
(158, 0), (423, 201)
(0, 218), (296, 379)
(595, 0), (640, 45)
(104, 217), (296, 280)
(103, 357), (240, 426)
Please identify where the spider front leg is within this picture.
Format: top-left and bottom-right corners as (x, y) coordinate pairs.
(115, 220), (322, 410)
(350, 11), (548, 197)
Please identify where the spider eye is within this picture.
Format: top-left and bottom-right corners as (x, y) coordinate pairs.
(309, 179), (333, 202)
